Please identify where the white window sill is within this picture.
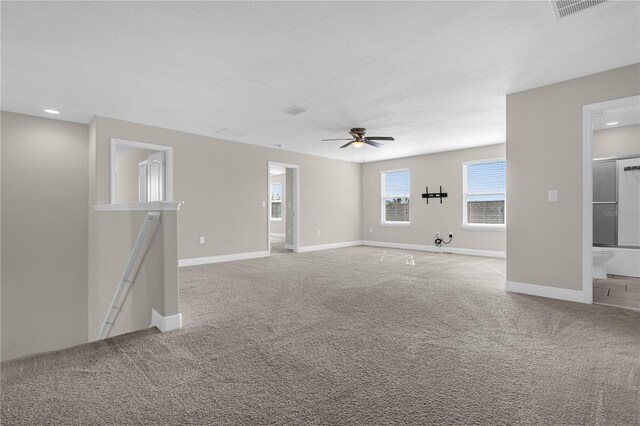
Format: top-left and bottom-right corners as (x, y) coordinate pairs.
(380, 222), (411, 228)
(461, 225), (505, 231)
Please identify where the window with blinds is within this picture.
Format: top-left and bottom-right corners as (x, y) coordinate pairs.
(381, 169), (410, 223)
(270, 182), (282, 220)
(463, 160), (506, 226)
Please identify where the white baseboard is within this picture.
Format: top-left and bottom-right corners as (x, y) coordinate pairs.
(298, 240), (362, 253)
(505, 281), (588, 304)
(151, 309), (182, 332)
(179, 250), (269, 267)
(447, 247), (506, 258)
(180, 241), (503, 265)
(361, 240), (506, 259)
(270, 233), (285, 238)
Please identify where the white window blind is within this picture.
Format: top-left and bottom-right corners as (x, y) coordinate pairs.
(270, 182), (282, 219)
(463, 160), (506, 226)
(382, 170), (410, 223)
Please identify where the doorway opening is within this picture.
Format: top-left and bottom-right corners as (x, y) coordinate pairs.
(583, 95), (640, 309)
(110, 138), (173, 204)
(268, 162), (300, 255)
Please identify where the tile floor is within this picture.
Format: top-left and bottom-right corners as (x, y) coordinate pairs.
(593, 275), (640, 310)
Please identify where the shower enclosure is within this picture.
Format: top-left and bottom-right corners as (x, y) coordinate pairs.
(593, 155), (640, 248)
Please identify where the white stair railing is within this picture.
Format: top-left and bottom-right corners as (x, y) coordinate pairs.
(97, 212), (161, 340)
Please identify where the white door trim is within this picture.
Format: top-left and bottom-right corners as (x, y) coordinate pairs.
(581, 95), (640, 304)
(267, 162), (300, 254)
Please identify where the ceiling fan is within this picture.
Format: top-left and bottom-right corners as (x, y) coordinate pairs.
(322, 127), (395, 148)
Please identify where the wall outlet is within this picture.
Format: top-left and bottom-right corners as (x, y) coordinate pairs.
(448, 231), (453, 238)
(548, 190), (558, 202)
(369, 227), (373, 233)
(261, 201), (266, 207)
(317, 229), (321, 236)
(199, 236), (205, 245)
(436, 232), (441, 238)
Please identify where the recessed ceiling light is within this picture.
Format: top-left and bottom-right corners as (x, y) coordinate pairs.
(44, 109), (60, 115)
(605, 121), (619, 126)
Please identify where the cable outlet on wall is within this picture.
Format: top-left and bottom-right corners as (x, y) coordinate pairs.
(317, 229), (321, 236)
(448, 231), (453, 238)
(436, 232), (441, 238)
(548, 190), (558, 202)
(199, 236), (205, 245)
(369, 227), (373, 233)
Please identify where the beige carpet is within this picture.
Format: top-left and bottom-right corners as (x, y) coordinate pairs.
(270, 235), (289, 254)
(2, 246), (639, 425)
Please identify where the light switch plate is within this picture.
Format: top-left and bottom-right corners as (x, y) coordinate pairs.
(548, 190), (558, 202)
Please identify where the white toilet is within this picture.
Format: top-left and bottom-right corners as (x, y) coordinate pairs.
(592, 248), (615, 279)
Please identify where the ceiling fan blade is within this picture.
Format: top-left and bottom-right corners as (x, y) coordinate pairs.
(339, 141), (354, 148)
(366, 136), (395, 141)
(364, 140), (383, 148)
(322, 138), (353, 141)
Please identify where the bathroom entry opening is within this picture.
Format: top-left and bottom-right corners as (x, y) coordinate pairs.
(583, 95), (640, 305)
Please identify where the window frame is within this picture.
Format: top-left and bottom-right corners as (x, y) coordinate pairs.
(462, 158), (506, 230)
(380, 168), (411, 226)
(270, 181), (283, 221)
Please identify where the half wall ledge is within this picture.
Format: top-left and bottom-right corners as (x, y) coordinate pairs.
(94, 201), (183, 211)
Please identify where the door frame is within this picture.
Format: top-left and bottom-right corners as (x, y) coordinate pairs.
(267, 161), (300, 254)
(581, 95), (639, 303)
(110, 138), (173, 204)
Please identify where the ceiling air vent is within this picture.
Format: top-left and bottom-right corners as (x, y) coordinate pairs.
(551, 0), (608, 19)
(283, 105), (307, 116)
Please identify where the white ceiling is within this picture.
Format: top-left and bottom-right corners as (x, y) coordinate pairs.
(2, 1), (639, 163)
(593, 105), (640, 130)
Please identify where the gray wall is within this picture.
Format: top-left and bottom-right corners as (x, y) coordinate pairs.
(593, 124), (640, 159)
(93, 116), (362, 259)
(506, 64), (640, 291)
(1, 112), (89, 361)
(88, 210), (178, 340)
(361, 144), (506, 252)
(270, 173), (285, 235)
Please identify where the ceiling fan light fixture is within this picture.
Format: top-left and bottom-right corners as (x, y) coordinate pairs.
(323, 128), (394, 150)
